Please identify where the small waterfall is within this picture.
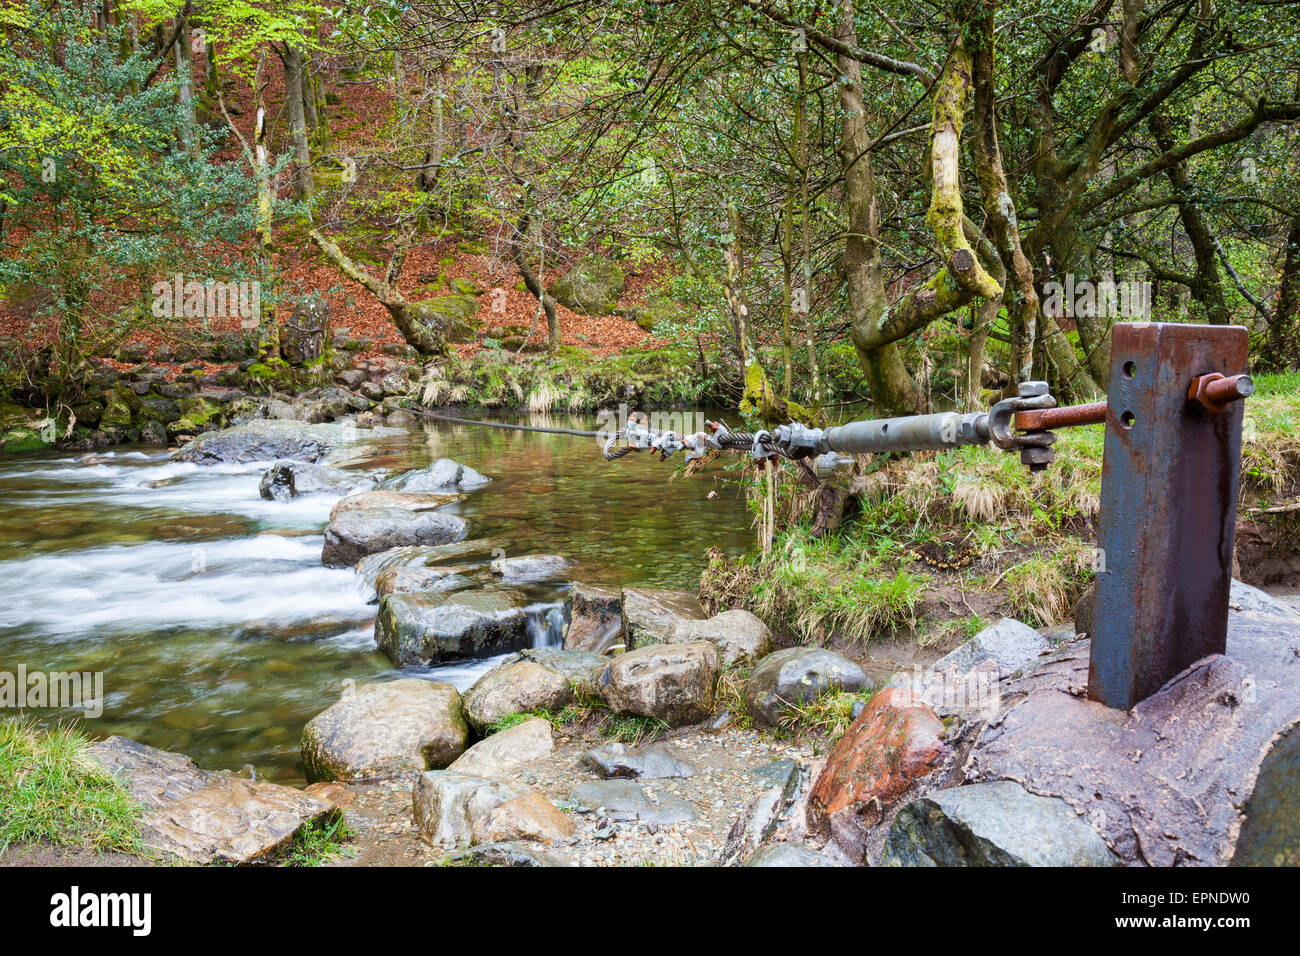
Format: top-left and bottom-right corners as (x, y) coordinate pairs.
(524, 601), (567, 648)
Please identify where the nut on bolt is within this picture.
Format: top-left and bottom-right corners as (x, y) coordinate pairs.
(1188, 373), (1254, 415)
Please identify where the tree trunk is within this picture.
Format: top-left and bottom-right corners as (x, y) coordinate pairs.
(1261, 214), (1300, 370)
(282, 44), (314, 199)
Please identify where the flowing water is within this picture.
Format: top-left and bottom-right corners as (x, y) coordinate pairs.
(0, 413), (753, 783)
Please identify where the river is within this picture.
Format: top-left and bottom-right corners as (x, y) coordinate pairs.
(0, 413), (753, 783)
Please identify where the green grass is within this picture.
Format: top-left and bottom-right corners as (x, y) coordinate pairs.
(0, 717), (141, 853)
(704, 372), (1300, 649)
(490, 695), (668, 746)
(275, 814), (354, 867)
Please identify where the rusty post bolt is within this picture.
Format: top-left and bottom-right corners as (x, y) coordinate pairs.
(1188, 373), (1254, 414)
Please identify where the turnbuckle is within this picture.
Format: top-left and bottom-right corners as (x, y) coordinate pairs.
(989, 381), (1058, 472)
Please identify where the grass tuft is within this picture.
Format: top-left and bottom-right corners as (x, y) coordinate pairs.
(0, 717), (141, 853)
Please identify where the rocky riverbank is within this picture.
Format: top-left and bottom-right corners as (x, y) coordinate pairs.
(6, 405), (1299, 868)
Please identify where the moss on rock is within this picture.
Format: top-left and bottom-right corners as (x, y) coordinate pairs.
(548, 257), (625, 316)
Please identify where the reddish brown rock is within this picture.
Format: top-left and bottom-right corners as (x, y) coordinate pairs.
(303, 782), (357, 811)
(472, 792), (576, 845)
(807, 686), (948, 863)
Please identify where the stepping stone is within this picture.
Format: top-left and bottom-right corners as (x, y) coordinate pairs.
(90, 736), (333, 865)
(567, 780), (698, 825)
(580, 742), (697, 780)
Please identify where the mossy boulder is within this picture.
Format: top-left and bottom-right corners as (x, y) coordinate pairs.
(70, 400), (104, 427)
(409, 296), (482, 344)
(178, 396), (221, 428)
(1, 427), (50, 453)
(446, 276), (483, 296)
(548, 257), (625, 316)
(630, 299), (686, 332)
(101, 390), (133, 427)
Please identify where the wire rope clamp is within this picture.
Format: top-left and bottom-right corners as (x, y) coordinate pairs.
(989, 381), (1059, 472)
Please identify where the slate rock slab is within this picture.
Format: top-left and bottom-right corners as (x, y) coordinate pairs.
(580, 742), (697, 780)
(91, 736), (333, 865)
(931, 617), (1049, 677)
(960, 580), (1300, 866)
(567, 780), (698, 825)
(322, 507), (468, 568)
(879, 780), (1119, 867)
(742, 843), (837, 867)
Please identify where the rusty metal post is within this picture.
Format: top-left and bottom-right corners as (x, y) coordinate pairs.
(1088, 323), (1249, 709)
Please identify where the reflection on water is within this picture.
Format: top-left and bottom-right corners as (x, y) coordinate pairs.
(0, 412), (752, 782)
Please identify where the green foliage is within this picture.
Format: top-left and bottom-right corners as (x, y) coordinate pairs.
(0, 1), (259, 401)
(0, 717), (141, 854)
(275, 813), (354, 867)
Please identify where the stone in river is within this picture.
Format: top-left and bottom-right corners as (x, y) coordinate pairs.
(382, 458), (491, 492)
(321, 506), (467, 567)
(489, 553), (573, 583)
(329, 489), (465, 520)
(259, 459), (374, 501)
(375, 588), (530, 665)
(300, 678), (469, 782)
(172, 419), (346, 465)
(563, 582), (624, 654)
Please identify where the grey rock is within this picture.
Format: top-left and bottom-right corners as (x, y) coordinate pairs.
(580, 742), (697, 780)
(90, 736), (333, 865)
(353, 537), (509, 588)
(932, 617), (1050, 678)
(330, 489), (466, 520)
(668, 609), (775, 668)
(413, 771), (534, 848)
(300, 679), (469, 782)
(462, 661), (571, 734)
(621, 587), (705, 649)
(448, 718), (554, 778)
(258, 459), (375, 501)
(322, 506), (468, 568)
(748, 759), (798, 790)
(490, 553), (573, 583)
(598, 641), (719, 727)
(510, 647), (607, 693)
(721, 761), (803, 866)
(172, 419), (345, 464)
(449, 841), (569, 867)
(382, 458), (490, 492)
(375, 588), (529, 665)
(879, 780), (1119, 867)
(743, 647), (869, 729)
(375, 565), (471, 598)
(567, 780), (698, 825)
(742, 843), (837, 867)
(563, 582), (623, 654)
